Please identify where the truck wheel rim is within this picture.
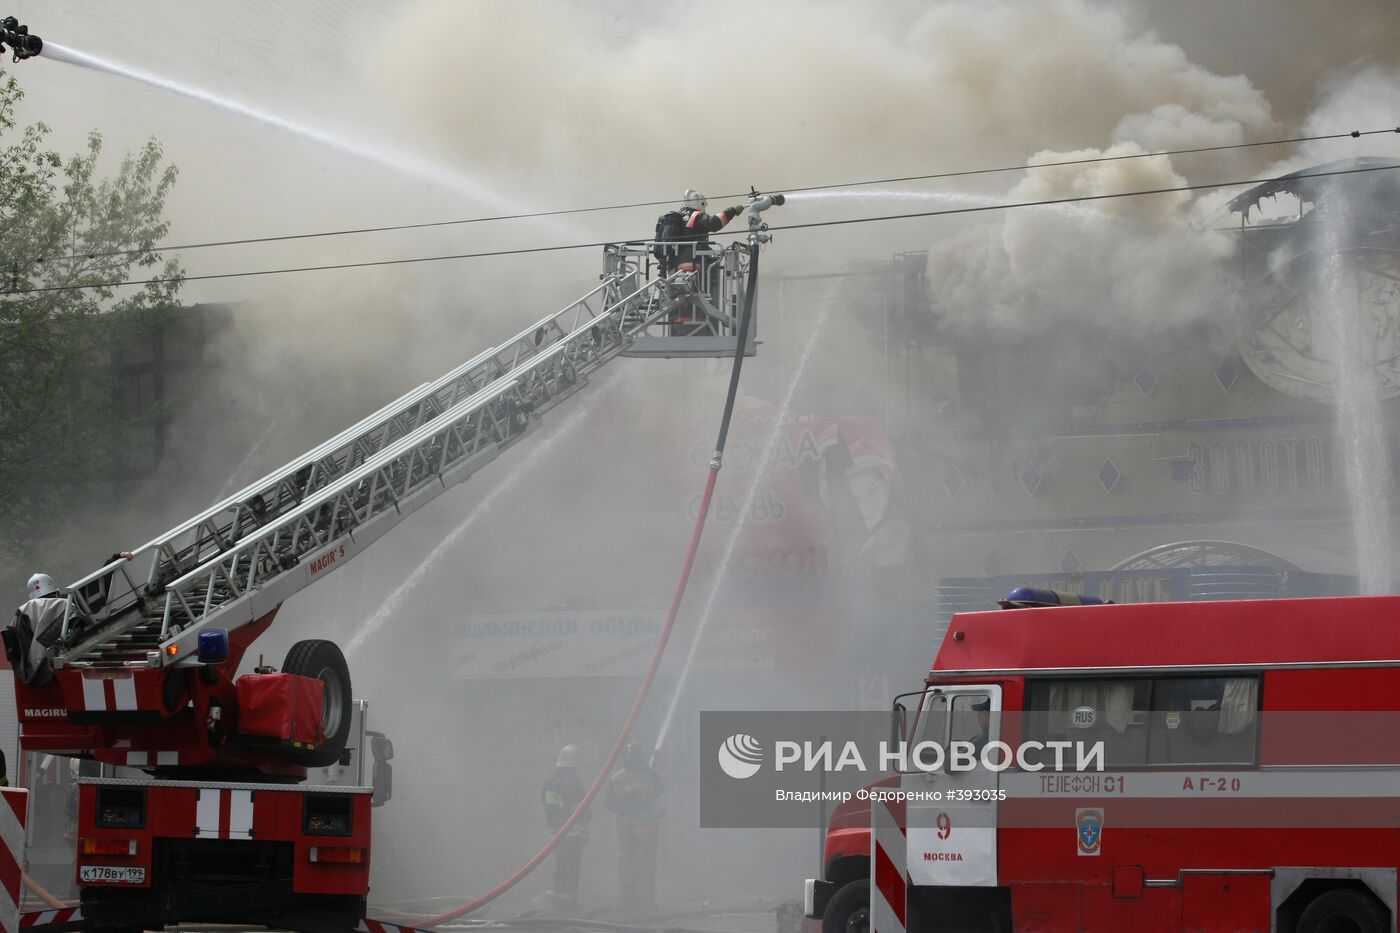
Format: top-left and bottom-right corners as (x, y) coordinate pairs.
(315, 663), (345, 740)
(848, 906), (869, 933)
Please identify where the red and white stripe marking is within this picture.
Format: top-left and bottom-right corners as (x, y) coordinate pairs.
(0, 789), (26, 933)
(194, 788), (255, 840)
(870, 790), (908, 933)
(78, 672), (138, 712)
(18, 908), (80, 930)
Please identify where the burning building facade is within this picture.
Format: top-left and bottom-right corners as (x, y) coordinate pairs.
(867, 158), (1400, 614)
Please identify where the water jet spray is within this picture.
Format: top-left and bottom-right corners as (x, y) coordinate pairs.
(35, 40), (519, 212)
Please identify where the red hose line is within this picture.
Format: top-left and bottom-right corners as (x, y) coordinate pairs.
(418, 466), (722, 927)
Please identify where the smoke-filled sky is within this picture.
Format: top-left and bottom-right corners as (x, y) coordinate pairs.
(10, 0), (1396, 350)
(10, 1), (1399, 276)
(8, 0), (1400, 911)
(5, 1), (1395, 332)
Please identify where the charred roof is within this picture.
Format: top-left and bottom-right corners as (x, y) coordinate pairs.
(1227, 156), (1400, 220)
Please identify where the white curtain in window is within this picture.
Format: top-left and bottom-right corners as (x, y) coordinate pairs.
(1218, 678), (1258, 734)
(1104, 682), (1135, 734)
(1048, 682), (1101, 732)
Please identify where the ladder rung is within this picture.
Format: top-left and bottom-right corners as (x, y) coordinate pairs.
(58, 253), (705, 665)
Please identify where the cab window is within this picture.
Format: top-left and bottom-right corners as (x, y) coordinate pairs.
(904, 691), (990, 753)
(917, 692), (949, 745)
(950, 693), (992, 748)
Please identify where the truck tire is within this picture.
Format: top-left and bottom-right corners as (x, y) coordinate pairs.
(283, 639), (353, 768)
(822, 879), (869, 933)
(1298, 888), (1388, 933)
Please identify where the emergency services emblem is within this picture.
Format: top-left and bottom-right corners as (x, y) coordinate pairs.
(1076, 808), (1103, 857)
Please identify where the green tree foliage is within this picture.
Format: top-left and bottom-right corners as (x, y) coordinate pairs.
(0, 69), (183, 567)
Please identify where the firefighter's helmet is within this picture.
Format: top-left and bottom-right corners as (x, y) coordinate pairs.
(680, 189), (707, 213)
(556, 744), (581, 768)
(26, 573), (57, 601)
(622, 742), (646, 769)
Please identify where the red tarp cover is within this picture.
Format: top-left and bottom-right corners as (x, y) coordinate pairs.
(236, 673), (324, 745)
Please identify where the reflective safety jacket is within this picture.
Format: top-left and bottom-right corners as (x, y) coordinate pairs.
(606, 765), (664, 832)
(542, 766), (590, 840)
(673, 206), (741, 270)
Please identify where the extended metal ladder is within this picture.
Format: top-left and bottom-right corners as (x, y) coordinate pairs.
(51, 242), (756, 671)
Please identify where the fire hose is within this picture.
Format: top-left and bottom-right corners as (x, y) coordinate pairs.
(417, 240), (763, 928)
(22, 872), (65, 910)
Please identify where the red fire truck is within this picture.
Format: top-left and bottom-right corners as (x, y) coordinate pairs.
(806, 588), (1400, 933)
(4, 228), (772, 932)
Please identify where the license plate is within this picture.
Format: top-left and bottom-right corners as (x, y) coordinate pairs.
(79, 865), (145, 884)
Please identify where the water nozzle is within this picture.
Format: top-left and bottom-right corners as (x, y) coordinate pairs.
(745, 188), (785, 235)
(745, 187), (787, 215)
(0, 17), (42, 61)
(744, 188), (785, 244)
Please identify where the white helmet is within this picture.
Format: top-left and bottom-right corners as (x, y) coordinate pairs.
(680, 189), (707, 212)
(556, 744), (581, 768)
(26, 573), (58, 601)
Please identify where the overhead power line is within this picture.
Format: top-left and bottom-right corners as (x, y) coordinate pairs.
(27, 126), (1400, 266)
(6, 161), (1399, 298)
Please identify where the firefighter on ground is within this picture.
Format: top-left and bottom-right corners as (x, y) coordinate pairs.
(654, 190), (744, 336)
(542, 744), (589, 911)
(606, 742), (664, 913)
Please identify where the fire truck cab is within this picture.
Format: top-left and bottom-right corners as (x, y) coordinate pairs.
(808, 592), (1400, 933)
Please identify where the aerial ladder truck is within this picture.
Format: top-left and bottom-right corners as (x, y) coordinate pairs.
(3, 199), (781, 933)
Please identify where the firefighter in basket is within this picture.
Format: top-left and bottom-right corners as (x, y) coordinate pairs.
(653, 190), (744, 336)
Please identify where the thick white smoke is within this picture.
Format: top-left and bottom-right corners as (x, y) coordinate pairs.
(373, 0), (1283, 343)
(928, 145), (1236, 336)
(376, 0), (1276, 211)
(925, 59), (1400, 339)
